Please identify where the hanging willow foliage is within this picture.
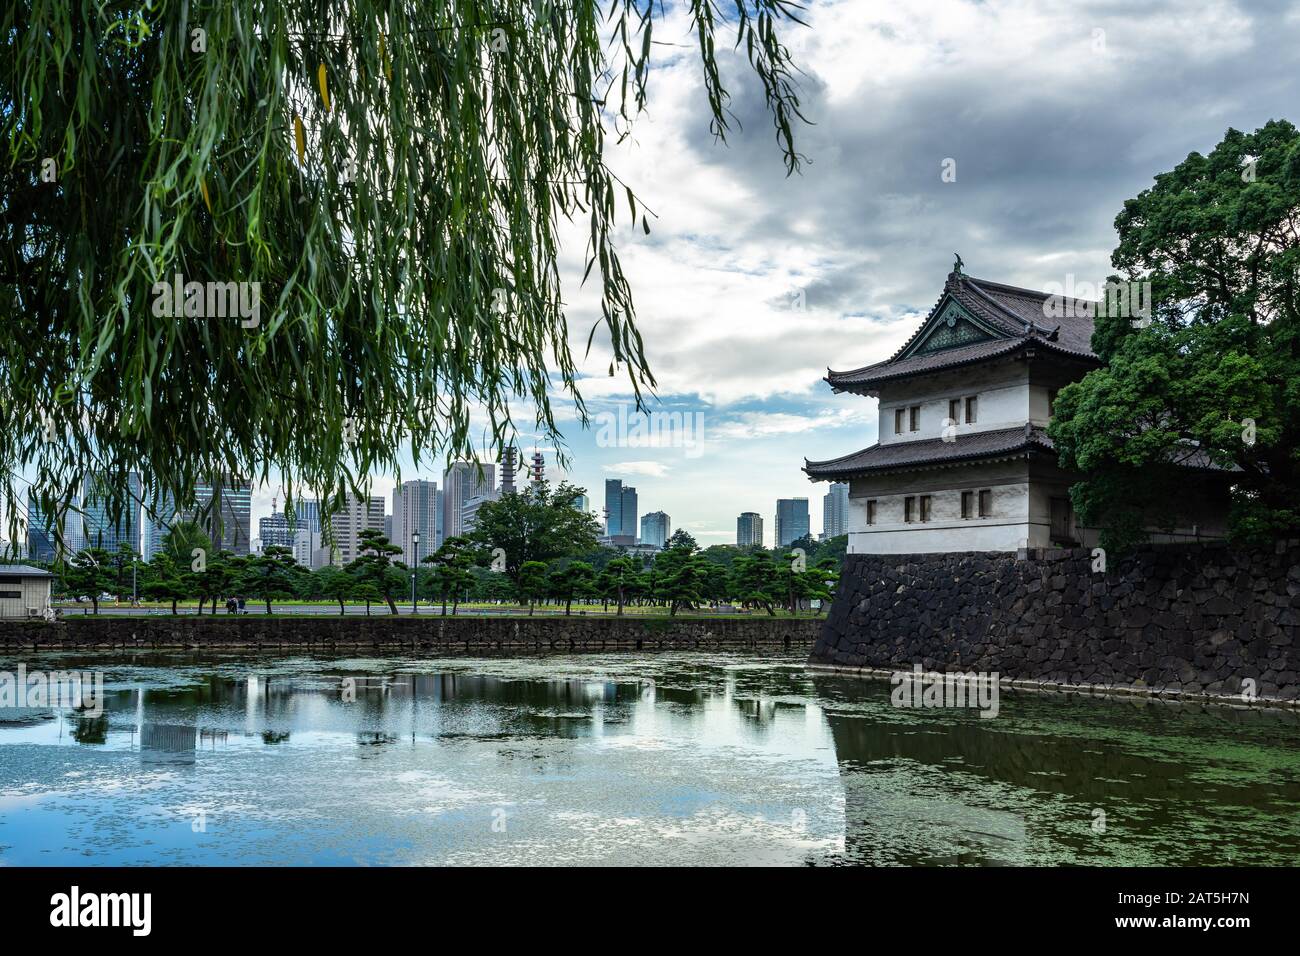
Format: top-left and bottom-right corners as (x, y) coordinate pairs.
(0, 0), (808, 541)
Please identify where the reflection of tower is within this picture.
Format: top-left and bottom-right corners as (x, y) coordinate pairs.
(501, 447), (518, 495)
(530, 450), (545, 485)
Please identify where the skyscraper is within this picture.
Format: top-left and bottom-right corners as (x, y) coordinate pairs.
(604, 478), (623, 535)
(737, 512), (763, 547)
(621, 486), (638, 541)
(460, 494), (493, 535)
(26, 486), (84, 561)
(775, 498), (810, 548)
(82, 472), (142, 555)
(25, 489), (61, 562)
(442, 462), (496, 541)
(258, 513), (296, 550)
(286, 498), (322, 533)
(822, 482), (849, 540)
(151, 476), (252, 556)
(330, 494), (385, 565)
(640, 511), (671, 549)
(393, 479), (438, 564)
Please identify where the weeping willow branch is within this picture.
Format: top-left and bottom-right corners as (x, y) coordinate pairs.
(0, 0), (808, 540)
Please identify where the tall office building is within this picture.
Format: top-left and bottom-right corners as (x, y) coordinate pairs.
(202, 477), (253, 556)
(286, 498), (322, 533)
(146, 476), (252, 557)
(604, 479), (624, 535)
(621, 486), (638, 541)
(737, 512), (763, 547)
(822, 482), (849, 540)
(82, 472), (142, 555)
(258, 513), (297, 550)
(603, 479), (638, 539)
(330, 494), (385, 565)
(25, 485), (84, 562)
(639, 511), (671, 549)
(460, 494), (493, 535)
(442, 462), (495, 542)
(775, 498), (811, 548)
(25, 490), (60, 562)
(393, 479), (438, 565)
(292, 527), (330, 569)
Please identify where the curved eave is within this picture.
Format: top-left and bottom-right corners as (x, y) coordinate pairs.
(804, 441), (1055, 483)
(826, 338), (1098, 396)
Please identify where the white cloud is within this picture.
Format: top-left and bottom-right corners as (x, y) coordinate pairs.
(602, 461), (673, 479)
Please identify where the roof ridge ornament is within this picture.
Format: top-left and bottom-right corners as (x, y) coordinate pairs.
(953, 253), (964, 275)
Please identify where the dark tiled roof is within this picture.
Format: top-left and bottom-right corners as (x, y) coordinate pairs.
(827, 272), (1099, 391)
(804, 425), (1053, 480)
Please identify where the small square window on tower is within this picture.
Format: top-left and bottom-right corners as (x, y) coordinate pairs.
(866, 499), (877, 525)
(904, 496), (916, 523)
(965, 395), (978, 424)
(894, 408), (905, 435)
(919, 495), (932, 522)
(909, 405), (920, 431)
(948, 398), (960, 424)
(978, 489), (992, 517)
(961, 490), (974, 519)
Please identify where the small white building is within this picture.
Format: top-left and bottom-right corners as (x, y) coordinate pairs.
(0, 565), (55, 619)
(805, 267), (1232, 554)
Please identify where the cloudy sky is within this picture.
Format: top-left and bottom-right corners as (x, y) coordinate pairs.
(8, 0), (1299, 549)
(513, 0), (1300, 545)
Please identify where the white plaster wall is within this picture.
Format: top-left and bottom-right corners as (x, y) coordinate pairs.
(1027, 384), (1053, 427)
(877, 361), (1030, 445)
(846, 473), (1031, 554)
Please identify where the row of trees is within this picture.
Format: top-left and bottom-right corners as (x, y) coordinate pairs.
(48, 481), (844, 616)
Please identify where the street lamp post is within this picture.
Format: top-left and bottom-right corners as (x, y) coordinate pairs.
(411, 531), (420, 614)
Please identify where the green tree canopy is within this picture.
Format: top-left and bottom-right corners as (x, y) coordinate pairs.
(2, 0), (807, 545)
(548, 559), (596, 615)
(244, 544), (298, 614)
(422, 534), (476, 614)
(346, 529), (405, 614)
(516, 559), (549, 614)
(1050, 120), (1300, 549)
(467, 480), (600, 582)
(63, 547), (113, 613)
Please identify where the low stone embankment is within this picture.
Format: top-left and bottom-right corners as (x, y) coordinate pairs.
(814, 543), (1300, 707)
(0, 614), (820, 652)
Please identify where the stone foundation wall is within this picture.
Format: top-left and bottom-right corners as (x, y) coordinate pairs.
(813, 543), (1300, 704)
(0, 614), (820, 652)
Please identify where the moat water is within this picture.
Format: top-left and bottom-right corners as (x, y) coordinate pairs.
(1, 651), (1298, 866)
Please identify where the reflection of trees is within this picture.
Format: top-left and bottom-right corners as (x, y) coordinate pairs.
(71, 714), (108, 744)
(813, 674), (1300, 866)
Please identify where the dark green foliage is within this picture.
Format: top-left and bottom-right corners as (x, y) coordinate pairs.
(244, 544), (298, 614)
(2, 0), (808, 544)
(466, 481), (600, 583)
(1051, 121), (1300, 550)
(345, 529), (405, 614)
(547, 559), (596, 615)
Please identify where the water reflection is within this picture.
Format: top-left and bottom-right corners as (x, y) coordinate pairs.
(0, 652), (1297, 866)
